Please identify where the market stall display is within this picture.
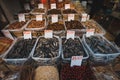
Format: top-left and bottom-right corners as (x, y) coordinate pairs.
(4, 38), (36, 65)
(83, 34), (120, 63)
(32, 36), (61, 62)
(62, 36), (89, 61)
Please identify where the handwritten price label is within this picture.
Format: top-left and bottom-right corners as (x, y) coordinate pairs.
(68, 14), (74, 21)
(51, 3), (56, 9)
(52, 15), (58, 23)
(66, 30), (75, 39)
(38, 3), (44, 8)
(18, 14), (25, 22)
(65, 4), (70, 9)
(86, 29), (95, 37)
(44, 30), (53, 38)
(23, 31), (32, 39)
(81, 13), (87, 22)
(71, 56), (83, 67)
(36, 15), (43, 21)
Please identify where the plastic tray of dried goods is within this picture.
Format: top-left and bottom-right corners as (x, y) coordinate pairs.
(63, 14), (81, 21)
(30, 8), (46, 14)
(61, 36), (89, 61)
(47, 9), (62, 15)
(62, 9), (78, 14)
(32, 36), (61, 62)
(82, 34), (120, 63)
(25, 19), (46, 31)
(2, 20), (28, 37)
(0, 37), (14, 58)
(3, 37), (37, 65)
(81, 19), (106, 35)
(46, 19), (66, 35)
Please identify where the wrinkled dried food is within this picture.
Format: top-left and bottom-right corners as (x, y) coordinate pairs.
(6, 38), (36, 58)
(85, 36), (118, 54)
(6, 21), (26, 29)
(47, 21), (65, 31)
(47, 9), (61, 15)
(65, 20), (85, 29)
(34, 37), (59, 58)
(63, 9), (77, 14)
(62, 38), (85, 58)
(27, 20), (45, 28)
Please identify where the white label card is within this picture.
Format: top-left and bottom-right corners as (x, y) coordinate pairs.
(68, 14), (74, 21)
(44, 30), (53, 38)
(71, 56), (83, 67)
(18, 14), (25, 22)
(1, 30), (14, 40)
(81, 13), (88, 22)
(23, 31), (32, 39)
(86, 29), (95, 37)
(24, 3), (30, 10)
(51, 3), (56, 9)
(66, 30), (75, 39)
(65, 4), (70, 9)
(36, 15), (43, 21)
(52, 15), (58, 23)
(38, 3), (44, 9)
(87, 15), (90, 21)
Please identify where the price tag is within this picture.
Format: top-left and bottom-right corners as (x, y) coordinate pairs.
(38, 3), (44, 8)
(86, 29), (95, 37)
(23, 31), (32, 39)
(65, 4), (70, 9)
(66, 30), (75, 39)
(44, 30), (53, 38)
(18, 14), (25, 22)
(24, 3), (30, 10)
(71, 56), (83, 67)
(81, 13), (87, 22)
(52, 15), (58, 23)
(58, 0), (63, 2)
(36, 15), (43, 21)
(68, 14), (74, 21)
(1, 30), (14, 40)
(51, 3), (56, 9)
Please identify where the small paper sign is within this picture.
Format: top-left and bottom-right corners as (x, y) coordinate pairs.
(58, 0), (63, 2)
(18, 14), (25, 22)
(66, 30), (75, 39)
(36, 15), (43, 21)
(81, 13), (88, 22)
(51, 3), (56, 9)
(68, 14), (74, 21)
(1, 30), (14, 40)
(23, 31), (32, 39)
(52, 15), (58, 23)
(65, 4), (70, 9)
(44, 30), (53, 38)
(71, 56), (83, 67)
(24, 3), (30, 10)
(86, 29), (95, 37)
(38, 3), (44, 8)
